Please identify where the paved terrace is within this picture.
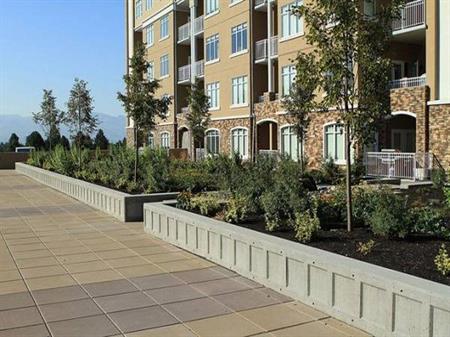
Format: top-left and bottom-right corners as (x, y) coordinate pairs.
(0, 170), (370, 337)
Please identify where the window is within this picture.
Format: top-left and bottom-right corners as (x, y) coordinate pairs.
(147, 61), (154, 81)
(281, 126), (301, 161)
(281, 65), (296, 96)
(146, 0), (153, 10)
(231, 128), (248, 158)
(206, 0), (219, 15)
(207, 82), (220, 109)
(160, 54), (169, 77)
(146, 24), (154, 46)
(135, 0), (142, 18)
(231, 76), (247, 105)
(160, 15), (169, 39)
(206, 34), (219, 62)
(324, 123), (345, 163)
(160, 132), (170, 149)
(281, 1), (303, 38)
(148, 133), (154, 148)
(205, 130), (220, 155)
(230, 0), (242, 5)
(231, 23), (247, 54)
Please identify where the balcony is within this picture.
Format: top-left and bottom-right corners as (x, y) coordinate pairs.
(177, 60), (204, 84)
(254, 0), (276, 11)
(255, 36), (278, 63)
(177, 15), (204, 44)
(390, 75), (426, 89)
(392, 0), (425, 34)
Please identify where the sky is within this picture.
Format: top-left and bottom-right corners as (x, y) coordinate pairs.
(0, 0), (126, 118)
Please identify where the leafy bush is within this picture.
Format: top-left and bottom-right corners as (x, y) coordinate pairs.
(431, 169), (447, 188)
(368, 189), (409, 238)
(27, 150), (48, 168)
(407, 206), (450, 239)
(435, 244), (450, 276)
(444, 187), (450, 208)
(177, 192), (193, 210)
(294, 209), (320, 243)
(189, 193), (222, 216)
(357, 240), (375, 256)
(224, 195), (252, 224)
(309, 158), (342, 185)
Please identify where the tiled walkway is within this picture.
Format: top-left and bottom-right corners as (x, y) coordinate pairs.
(0, 170), (370, 337)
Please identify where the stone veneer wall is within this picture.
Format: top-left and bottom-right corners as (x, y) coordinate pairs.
(154, 123), (177, 148)
(390, 86), (429, 153)
(208, 118), (251, 155)
(126, 127), (135, 148)
(429, 103), (450, 170)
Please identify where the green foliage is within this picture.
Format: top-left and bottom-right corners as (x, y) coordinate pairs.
(431, 169), (447, 188)
(94, 129), (109, 150)
(189, 194), (222, 216)
(309, 158), (342, 185)
(357, 240), (375, 256)
(26, 131), (45, 149)
(224, 195), (252, 224)
(435, 244), (450, 276)
(444, 187), (450, 208)
(294, 208), (320, 243)
(177, 192), (193, 210)
(27, 150), (48, 167)
(7, 133), (21, 151)
(167, 160), (217, 193)
(407, 206), (450, 239)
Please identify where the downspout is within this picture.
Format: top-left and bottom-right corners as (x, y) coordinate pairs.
(174, 5), (179, 149)
(249, 0), (256, 162)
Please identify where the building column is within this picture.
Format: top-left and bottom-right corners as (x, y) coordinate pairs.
(267, 2), (274, 93)
(426, 0), (438, 100)
(190, 0), (197, 84)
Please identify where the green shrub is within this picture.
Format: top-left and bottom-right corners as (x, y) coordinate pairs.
(224, 195), (252, 224)
(431, 169), (447, 188)
(444, 186), (450, 208)
(435, 244), (450, 276)
(407, 206), (450, 238)
(294, 209), (320, 243)
(189, 193), (222, 216)
(177, 192), (193, 210)
(27, 150), (48, 167)
(368, 189), (409, 238)
(309, 158), (342, 185)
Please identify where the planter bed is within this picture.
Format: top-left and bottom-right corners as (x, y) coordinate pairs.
(144, 201), (450, 337)
(16, 163), (177, 222)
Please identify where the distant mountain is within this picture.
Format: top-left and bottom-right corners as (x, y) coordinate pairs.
(0, 113), (126, 143)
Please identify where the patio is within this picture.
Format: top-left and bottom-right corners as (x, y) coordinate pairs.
(0, 170), (369, 337)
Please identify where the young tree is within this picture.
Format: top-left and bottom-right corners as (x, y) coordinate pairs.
(94, 129), (109, 150)
(294, 0), (402, 231)
(45, 125), (61, 150)
(117, 44), (171, 183)
(7, 133), (21, 151)
(60, 136), (71, 150)
(282, 53), (321, 172)
(26, 131), (45, 150)
(186, 78), (211, 161)
(32, 89), (63, 151)
(64, 78), (98, 167)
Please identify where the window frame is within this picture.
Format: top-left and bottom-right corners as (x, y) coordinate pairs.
(205, 129), (220, 155)
(206, 0), (219, 16)
(160, 15), (169, 40)
(135, 0), (142, 19)
(205, 34), (220, 63)
(160, 132), (170, 149)
(231, 76), (248, 106)
(146, 0), (153, 11)
(230, 127), (248, 159)
(146, 24), (154, 47)
(323, 123), (346, 164)
(160, 54), (169, 78)
(231, 23), (248, 55)
(281, 65), (296, 97)
(147, 132), (154, 148)
(207, 82), (220, 110)
(281, 1), (304, 39)
(280, 125), (302, 162)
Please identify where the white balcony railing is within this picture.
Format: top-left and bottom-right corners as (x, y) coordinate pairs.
(365, 152), (432, 180)
(194, 15), (204, 35)
(178, 64), (191, 83)
(255, 36), (278, 62)
(390, 75), (426, 89)
(195, 60), (204, 77)
(392, 0), (425, 32)
(178, 22), (190, 43)
(181, 106), (189, 114)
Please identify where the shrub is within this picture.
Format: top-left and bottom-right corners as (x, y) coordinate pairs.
(294, 209), (320, 243)
(224, 195), (252, 224)
(368, 188), (409, 238)
(189, 193), (222, 216)
(435, 244), (450, 276)
(444, 187), (450, 208)
(177, 192), (193, 210)
(431, 169), (447, 188)
(309, 158), (342, 185)
(357, 240), (375, 256)
(407, 206), (450, 238)
(27, 150), (48, 168)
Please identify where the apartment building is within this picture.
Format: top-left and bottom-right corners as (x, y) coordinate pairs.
(125, 0), (450, 175)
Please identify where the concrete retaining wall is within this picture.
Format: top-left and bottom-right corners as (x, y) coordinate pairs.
(0, 152), (30, 169)
(16, 163), (177, 222)
(144, 202), (450, 337)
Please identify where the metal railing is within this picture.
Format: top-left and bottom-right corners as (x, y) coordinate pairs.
(365, 152), (433, 180)
(178, 64), (191, 83)
(390, 75), (426, 89)
(194, 15), (204, 34)
(392, 0), (425, 32)
(195, 60), (204, 77)
(180, 107), (189, 114)
(255, 36), (278, 61)
(178, 22), (190, 43)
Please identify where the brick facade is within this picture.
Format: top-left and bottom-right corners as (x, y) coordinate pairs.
(429, 103), (450, 169)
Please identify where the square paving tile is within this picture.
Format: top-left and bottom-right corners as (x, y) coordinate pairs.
(0, 292), (34, 311)
(32, 285), (89, 305)
(116, 265), (165, 278)
(191, 277), (253, 296)
(95, 249), (137, 260)
(213, 288), (282, 312)
(94, 291), (156, 312)
(56, 252), (99, 264)
(187, 313), (264, 337)
(0, 280), (28, 295)
(20, 265), (66, 279)
(83, 279), (139, 297)
(16, 256), (59, 269)
(270, 320), (349, 337)
(72, 269), (123, 284)
(47, 314), (120, 337)
(25, 274), (76, 291)
(172, 268), (228, 284)
(146, 284), (206, 305)
(64, 260), (110, 273)
(131, 273), (184, 291)
(0, 306), (43, 330)
(0, 270), (21, 282)
(0, 324), (50, 337)
(50, 246), (91, 256)
(105, 256), (148, 268)
(143, 252), (192, 263)
(163, 297), (232, 322)
(126, 324), (197, 337)
(39, 298), (102, 322)
(11, 249), (53, 259)
(109, 306), (179, 333)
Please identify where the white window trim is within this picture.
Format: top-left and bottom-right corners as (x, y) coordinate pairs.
(280, 124), (303, 162)
(229, 0), (244, 8)
(204, 10), (220, 20)
(231, 23), (248, 56)
(160, 131), (171, 149)
(279, 32), (305, 43)
(205, 34), (220, 63)
(322, 122), (347, 165)
(230, 126), (249, 159)
(230, 103), (249, 109)
(205, 59), (220, 66)
(207, 81), (220, 110)
(159, 36), (170, 42)
(229, 49), (248, 58)
(205, 128), (220, 155)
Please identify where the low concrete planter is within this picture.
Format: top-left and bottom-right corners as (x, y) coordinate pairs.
(16, 163), (177, 222)
(144, 202), (450, 337)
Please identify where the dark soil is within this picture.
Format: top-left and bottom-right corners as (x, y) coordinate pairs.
(232, 220), (450, 286)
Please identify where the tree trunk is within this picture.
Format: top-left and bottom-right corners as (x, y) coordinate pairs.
(298, 134), (303, 174)
(134, 127), (138, 184)
(345, 123), (353, 232)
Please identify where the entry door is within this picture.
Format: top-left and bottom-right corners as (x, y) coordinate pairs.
(392, 129), (415, 152)
(180, 131), (190, 149)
